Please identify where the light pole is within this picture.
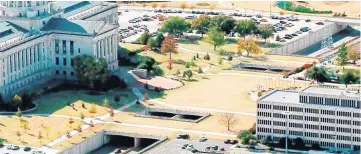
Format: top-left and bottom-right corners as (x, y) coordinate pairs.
(282, 111), (292, 154)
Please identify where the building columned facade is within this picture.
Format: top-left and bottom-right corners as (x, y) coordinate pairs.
(257, 85), (361, 152)
(0, 1), (119, 97)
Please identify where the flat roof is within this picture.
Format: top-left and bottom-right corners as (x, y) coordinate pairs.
(260, 90), (299, 104)
(302, 86), (360, 97)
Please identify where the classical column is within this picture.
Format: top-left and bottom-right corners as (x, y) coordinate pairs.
(93, 42), (97, 58)
(104, 38), (108, 59)
(97, 40), (100, 58)
(113, 34), (117, 61)
(101, 39), (105, 58)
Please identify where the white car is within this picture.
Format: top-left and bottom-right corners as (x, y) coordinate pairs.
(199, 136), (208, 142)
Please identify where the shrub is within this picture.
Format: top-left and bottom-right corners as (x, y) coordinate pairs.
(144, 82), (149, 90)
(175, 69), (181, 76)
(249, 139), (257, 145)
(196, 53), (199, 58)
(276, 35), (280, 41)
(138, 31), (150, 45)
(216, 49), (226, 55)
(185, 62), (190, 68)
(342, 12), (347, 17)
(172, 59), (186, 65)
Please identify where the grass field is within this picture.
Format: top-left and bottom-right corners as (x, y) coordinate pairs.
(32, 89), (137, 117)
(0, 116), (82, 147)
(152, 73), (309, 113)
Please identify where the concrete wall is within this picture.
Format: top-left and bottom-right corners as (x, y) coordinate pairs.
(60, 131), (110, 154)
(268, 23), (347, 55)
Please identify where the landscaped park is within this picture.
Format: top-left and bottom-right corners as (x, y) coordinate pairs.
(0, 2), (360, 154)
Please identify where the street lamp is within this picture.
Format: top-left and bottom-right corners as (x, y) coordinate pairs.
(282, 111), (292, 154)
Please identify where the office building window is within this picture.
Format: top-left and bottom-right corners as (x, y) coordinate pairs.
(55, 40), (59, 54)
(70, 41), (74, 55)
(62, 40), (66, 54)
(63, 58), (66, 66)
(55, 57), (59, 65)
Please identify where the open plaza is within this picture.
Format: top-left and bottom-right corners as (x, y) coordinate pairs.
(0, 1), (360, 154)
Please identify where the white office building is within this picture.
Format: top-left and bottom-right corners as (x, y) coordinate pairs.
(257, 85), (361, 152)
(0, 1), (119, 97)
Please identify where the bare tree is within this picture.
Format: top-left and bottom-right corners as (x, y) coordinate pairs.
(219, 113), (239, 131)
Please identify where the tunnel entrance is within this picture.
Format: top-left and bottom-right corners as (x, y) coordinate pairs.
(136, 108), (210, 123)
(180, 114), (202, 120)
(149, 111), (176, 117)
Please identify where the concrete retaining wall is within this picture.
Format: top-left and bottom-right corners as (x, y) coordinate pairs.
(268, 22), (347, 55)
(60, 131), (110, 154)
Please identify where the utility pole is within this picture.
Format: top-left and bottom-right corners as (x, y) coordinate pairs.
(270, 4), (271, 17)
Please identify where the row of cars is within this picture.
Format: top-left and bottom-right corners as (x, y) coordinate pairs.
(2, 145), (45, 154)
(128, 15), (157, 23)
(276, 27), (312, 42)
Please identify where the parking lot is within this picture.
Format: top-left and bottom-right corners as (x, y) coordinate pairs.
(149, 137), (236, 154)
(117, 8), (325, 44)
(0, 144), (59, 154)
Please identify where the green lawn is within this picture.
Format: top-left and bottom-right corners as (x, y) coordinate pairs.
(31, 88), (137, 116)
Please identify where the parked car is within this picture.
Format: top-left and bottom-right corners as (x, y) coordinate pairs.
(32, 151), (45, 154)
(191, 149), (198, 153)
(260, 19), (267, 22)
(295, 31), (302, 34)
(205, 146), (211, 151)
(280, 20), (287, 24)
(230, 140), (238, 144)
(284, 34), (293, 39)
(199, 136), (208, 142)
(279, 38), (286, 42)
(177, 10), (182, 13)
(256, 14), (262, 18)
(279, 17), (286, 20)
(224, 139), (231, 144)
(316, 22), (324, 25)
(211, 145), (219, 150)
(24, 147), (31, 151)
(219, 148), (225, 151)
(270, 15), (278, 19)
(185, 15), (196, 19)
(176, 134), (189, 139)
(305, 19), (311, 22)
(291, 33), (298, 36)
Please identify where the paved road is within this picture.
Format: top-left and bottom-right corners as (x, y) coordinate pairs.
(0, 144), (59, 154)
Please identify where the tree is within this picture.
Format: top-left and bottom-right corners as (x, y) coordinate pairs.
(161, 35), (178, 59)
(185, 62), (190, 68)
(248, 123), (256, 134)
(139, 31), (150, 45)
(219, 113), (238, 131)
(227, 54), (233, 61)
(210, 15), (235, 35)
(15, 108), (22, 117)
(136, 56), (156, 73)
(175, 69), (181, 76)
(278, 137), (292, 149)
(37, 131), (43, 139)
(0, 93), (4, 110)
(103, 98), (109, 108)
(80, 112), (85, 119)
(260, 135), (273, 145)
(160, 3), (166, 9)
(0, 137), (5, 146)
(155, 33), (165, 47)
(258, 24), (274, 43)
(293, 137), (306, 150)
(306, 66), (330, 83)
(311, 143), (322, 150)
(151, 2), (157, 9)
(204, 28), (226, 51)
(183, 70), (193, 80)
(191, 15), (211, 38)
(167, 60), (173, 70)
(72, 55), (111, 89)
(233, 20), (257, 38)
(189, 5), (195, 10)
(13, 94), (22, 108)
(161, 16), (191, 36)
(109, 108), (114, 117)
(336, 43), (348, 70)
(158, 15), (166, 23)
(89, 104), (97, 114)
(147, 37), (156, 50)
(237, 130), (256, 144)
(180, 2), (187, 10)
(197, 67), (203, 74)
(204, 53), (210, 60)
(141, 3), (147, 10)
(21, 122), (29, 133)
(21, 92), (32, 109)
(347, 47), (359, 65)
(218, 57), (223, 65)
(237, 38), (262, 56)
(16, 131), (21, 141)
(340, 71), (358, 88)
(76, 124), (82, 132)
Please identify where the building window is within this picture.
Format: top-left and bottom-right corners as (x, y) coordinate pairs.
(63, 58), (66, 66)
(70, 41), (74, 55)
(62, 40), (66, 54)
(70, 72), (74, 76)
(63, 71), (66, 76)
(55, 57), (59, 65)
(78, 48), (80, 53)
(55, 40), (59, 54)
(56, 70), (59, 75)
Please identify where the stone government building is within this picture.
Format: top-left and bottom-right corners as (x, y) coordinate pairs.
(0, 1), (119, 97)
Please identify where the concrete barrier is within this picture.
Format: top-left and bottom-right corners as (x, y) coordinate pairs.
(0, 104), (38, 115)
(59, 131), (110, 154)
(268, 22), (347, 55)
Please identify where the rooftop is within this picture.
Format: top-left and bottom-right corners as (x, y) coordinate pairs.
(40, 18), (104, 34)
(0, 21), (28, 43)
(302, 86), (360, 98)
(260, 90), (299, 104)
